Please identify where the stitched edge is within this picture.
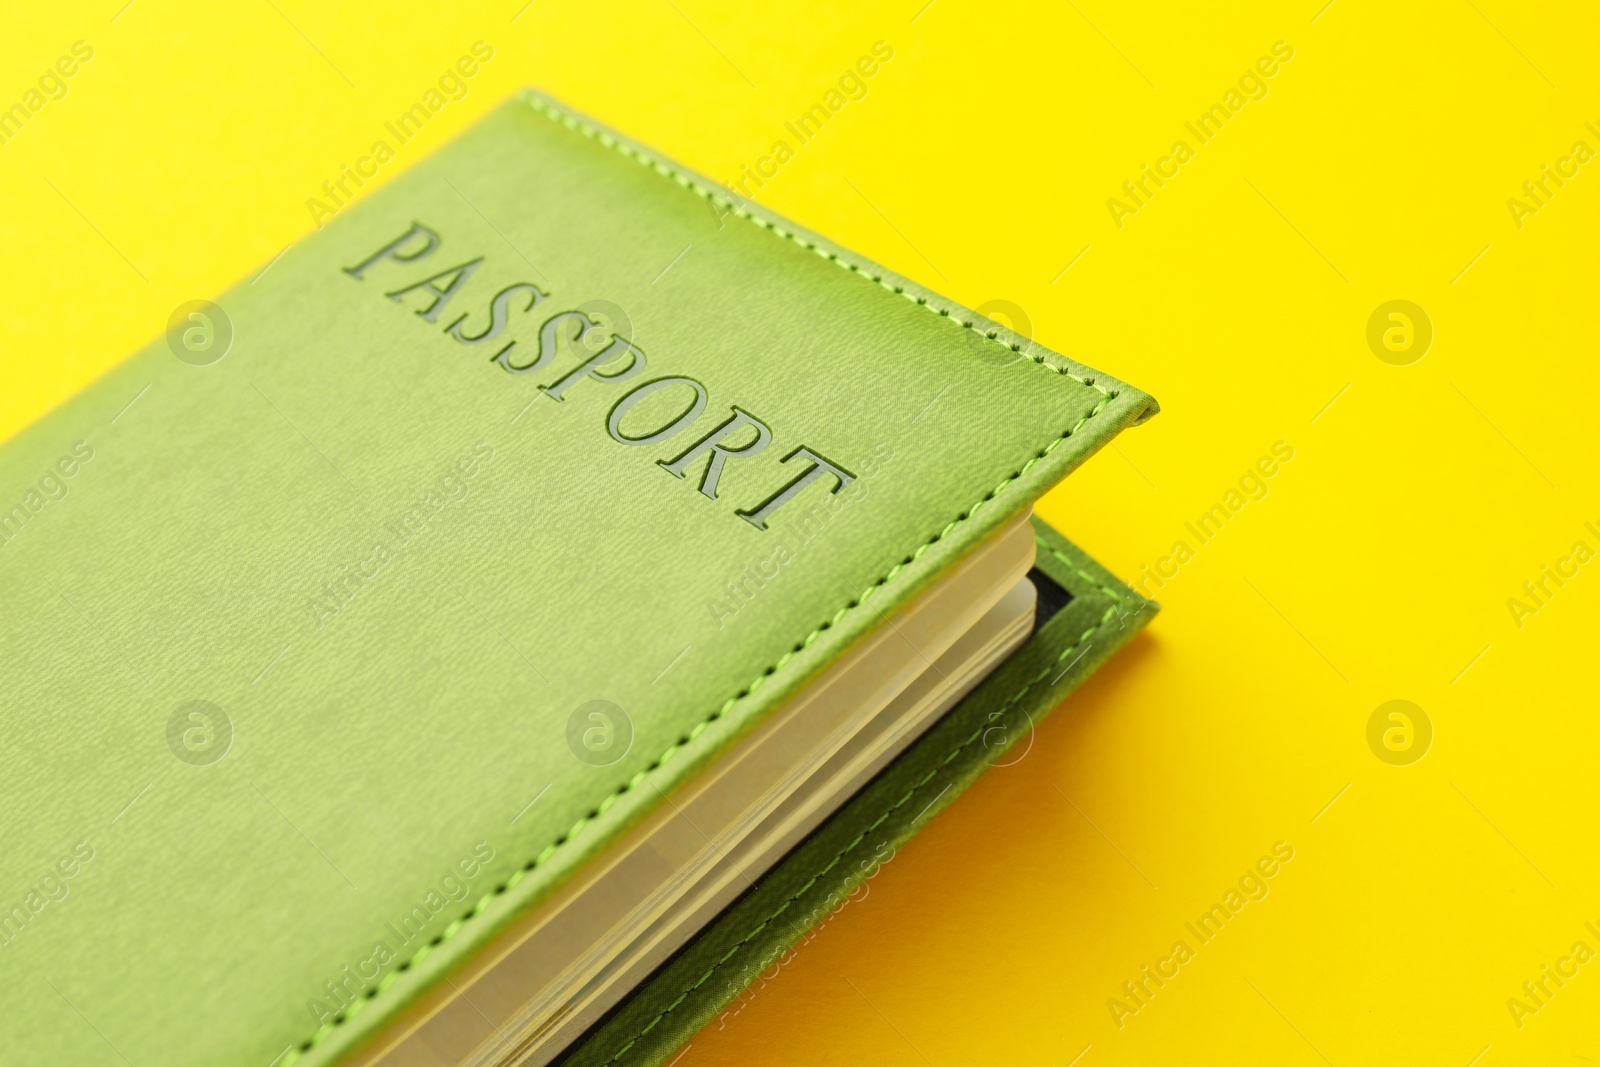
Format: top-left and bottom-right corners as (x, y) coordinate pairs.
(598, 590), (1130, 1063)
(1038, 538), (1124, 606)
(281, 96), (1130, 1064)
(517, 91), (1116, 393)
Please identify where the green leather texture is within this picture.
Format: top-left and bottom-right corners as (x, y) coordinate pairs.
(0, 90), (1154, 1067)
(556, 517), (1156, 1067)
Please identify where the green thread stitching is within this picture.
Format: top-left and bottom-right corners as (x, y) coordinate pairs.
(281, 97), (1127, 1065)
(1038, 538), (1123, 605)
(516, 92), (1112, 395)
(601, 596), (1127, 1063)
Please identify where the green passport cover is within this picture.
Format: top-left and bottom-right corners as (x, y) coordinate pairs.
(0, 90), (1155, 1067)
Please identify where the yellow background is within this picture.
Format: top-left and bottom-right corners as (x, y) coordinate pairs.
(4, 1), (1596, 1063)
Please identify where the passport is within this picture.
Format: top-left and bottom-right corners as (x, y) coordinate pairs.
(0, 89), (1157, 1067)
